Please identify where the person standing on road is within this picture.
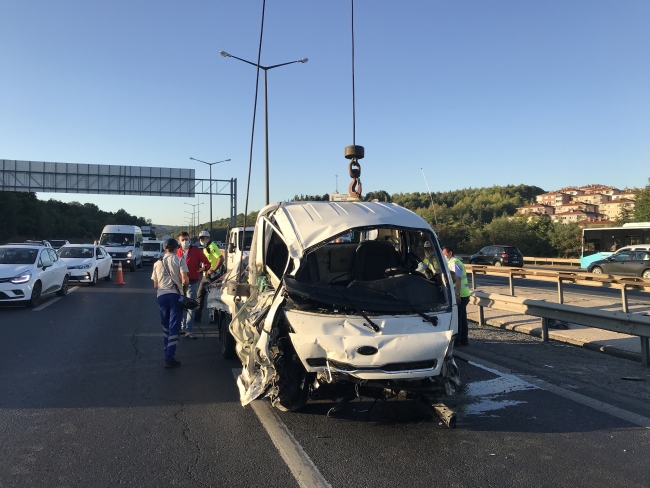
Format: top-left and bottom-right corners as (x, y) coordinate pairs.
(176, 231), (210, 339)
(442, 246), (470, 346)
(152, 239), (189, 368)
(193, 230), (224, 323)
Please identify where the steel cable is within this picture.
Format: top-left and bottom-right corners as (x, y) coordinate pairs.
(238, 0), (266, 282)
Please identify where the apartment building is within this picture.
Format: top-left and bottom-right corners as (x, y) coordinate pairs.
(521, 184), (637, 224)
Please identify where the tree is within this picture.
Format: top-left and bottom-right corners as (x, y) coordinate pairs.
(364, 190), (392, 202)
(634, 178), (650, 222)
(548, 222), (582, 258)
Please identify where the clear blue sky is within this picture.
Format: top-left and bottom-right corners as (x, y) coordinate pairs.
(2, 1), (649, 226)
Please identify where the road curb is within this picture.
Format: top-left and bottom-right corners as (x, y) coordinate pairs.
(469, 315), (642, 364)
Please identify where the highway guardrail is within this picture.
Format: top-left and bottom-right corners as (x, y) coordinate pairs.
(469, 290), (650, 366)
(466, 264), (650, 314)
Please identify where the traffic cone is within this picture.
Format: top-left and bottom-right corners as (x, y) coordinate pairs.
(114, 262), (126, 285)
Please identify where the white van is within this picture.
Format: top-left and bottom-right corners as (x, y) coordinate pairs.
(99, 225), (143, 271)
(142, 240), (164, 265)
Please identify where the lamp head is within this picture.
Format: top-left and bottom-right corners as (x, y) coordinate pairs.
(219, 51), (230, 57)
(299, 58), (308, 63)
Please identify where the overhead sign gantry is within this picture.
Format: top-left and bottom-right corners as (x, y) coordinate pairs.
(0, 159), (237, 227)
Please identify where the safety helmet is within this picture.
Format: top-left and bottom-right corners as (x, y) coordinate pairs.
(423, 241), (432, 249)
(199, 230), (210, 238)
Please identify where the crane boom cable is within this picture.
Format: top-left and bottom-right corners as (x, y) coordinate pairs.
(351, 0), (356, 145)
(238, 0), (266, 281)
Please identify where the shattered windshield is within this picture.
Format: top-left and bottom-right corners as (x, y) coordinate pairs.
(283, 227), (451, 314)
(285, 274), (449, 314)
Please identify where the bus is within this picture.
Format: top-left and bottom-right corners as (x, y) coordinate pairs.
(581, 222), (650, 268)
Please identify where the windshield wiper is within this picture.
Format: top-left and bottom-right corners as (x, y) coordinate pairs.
(327, 284), (381, 332)
(352, 281), (439, 327)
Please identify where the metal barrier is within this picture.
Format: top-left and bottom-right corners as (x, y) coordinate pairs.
(523, 256), (580, 266)
(458, 255), (581, 267)
(467, 264), (650, 313)
(469, 288), (650, 366)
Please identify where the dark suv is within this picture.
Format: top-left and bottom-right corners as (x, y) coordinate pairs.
(470, 245), (523, 267)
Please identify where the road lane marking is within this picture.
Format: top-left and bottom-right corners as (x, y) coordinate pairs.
(454, 351), (650, 429)
(232, 368), (331, 488)
(32, 286), (78, 311)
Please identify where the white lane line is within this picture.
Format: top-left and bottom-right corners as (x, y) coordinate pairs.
(232, 368), (331, 488)
(454, 351), (650, 429)
(32, 286), (79, 312)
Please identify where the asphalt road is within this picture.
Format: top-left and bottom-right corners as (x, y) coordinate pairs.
(1, 270), (649, 487)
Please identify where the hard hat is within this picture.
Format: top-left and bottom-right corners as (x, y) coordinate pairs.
(423, 241), (432, 249)
(199, 230), (210, 238)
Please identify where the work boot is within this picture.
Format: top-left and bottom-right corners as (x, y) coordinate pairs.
(164, 359), (182, 368)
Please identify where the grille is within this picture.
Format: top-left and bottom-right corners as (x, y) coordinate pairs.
(323, 359), (437, 373)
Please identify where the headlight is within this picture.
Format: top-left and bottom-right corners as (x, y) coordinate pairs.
(78, 263), (92, 269)
(11, 271), (32, 284)
(127, 251), (132, 257)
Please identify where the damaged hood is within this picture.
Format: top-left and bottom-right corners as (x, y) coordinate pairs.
(272, 201), (431, 255)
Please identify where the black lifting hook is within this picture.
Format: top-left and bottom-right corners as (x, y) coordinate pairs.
(345, 145), (364, 199)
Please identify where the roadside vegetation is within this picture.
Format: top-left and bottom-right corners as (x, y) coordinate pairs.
(0, 192), (149, 244)
(5, 179), (649, 256)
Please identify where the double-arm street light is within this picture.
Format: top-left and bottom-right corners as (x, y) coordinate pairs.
(189, 157), (231, 234)
(219, 50), (308, 205)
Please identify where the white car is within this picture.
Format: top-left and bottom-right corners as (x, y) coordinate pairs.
(58, 245), (113, 285)
(0, 243), (69, 307)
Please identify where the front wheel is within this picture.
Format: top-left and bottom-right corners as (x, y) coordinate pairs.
(591, 266), (603, 274)
(270, 337), (311, 412)
(642, 269), (650, 279)
(56, 275), (69, 296)
(220, 314), (237, 360)
(27, 281), (42, 308)
(90, 269), (98, 286)
(105, 267), (113, 281)
(137, 258), (143, 269)
(130, 261), (136, 272)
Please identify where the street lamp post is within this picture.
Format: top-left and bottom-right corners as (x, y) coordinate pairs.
(184, 202), (203, 238)
(189, 157), (230, 234)
(219, 50), (308, 205)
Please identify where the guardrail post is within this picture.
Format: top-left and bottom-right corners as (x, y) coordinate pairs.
(557, 277), (564, 304)
(541, 318), (549, 342)
(509, 270), (514, 296)
(621, 284), (629, 313)
(478, 305), (485, 326)
(639, 337), (650, 367)
(471, 269), (476, 290)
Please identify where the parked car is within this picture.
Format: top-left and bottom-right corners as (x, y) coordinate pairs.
(0, 243), (69, 307)
(58, 245), (113, 284)
(469, 245), (523, 267)
(588, 247), (650, 278)
(48, 239), (70, 250)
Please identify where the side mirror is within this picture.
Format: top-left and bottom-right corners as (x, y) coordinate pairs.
(135, 241), (141, 248)
(41, 258), (53, 269)
(228, 242), (236, 253)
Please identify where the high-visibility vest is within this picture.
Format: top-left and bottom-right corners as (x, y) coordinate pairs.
(449, 256), (470, 298)
(423, 256), (438, 272)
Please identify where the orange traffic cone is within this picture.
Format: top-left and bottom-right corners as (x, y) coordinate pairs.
(114, 262), (126, 285)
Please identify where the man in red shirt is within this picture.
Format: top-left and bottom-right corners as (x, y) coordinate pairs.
(176, 232), (210, 339)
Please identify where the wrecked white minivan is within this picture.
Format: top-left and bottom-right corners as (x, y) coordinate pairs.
(227, 201), (460, 416)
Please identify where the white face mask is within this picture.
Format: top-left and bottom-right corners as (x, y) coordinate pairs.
(181, 240), (190, 249)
